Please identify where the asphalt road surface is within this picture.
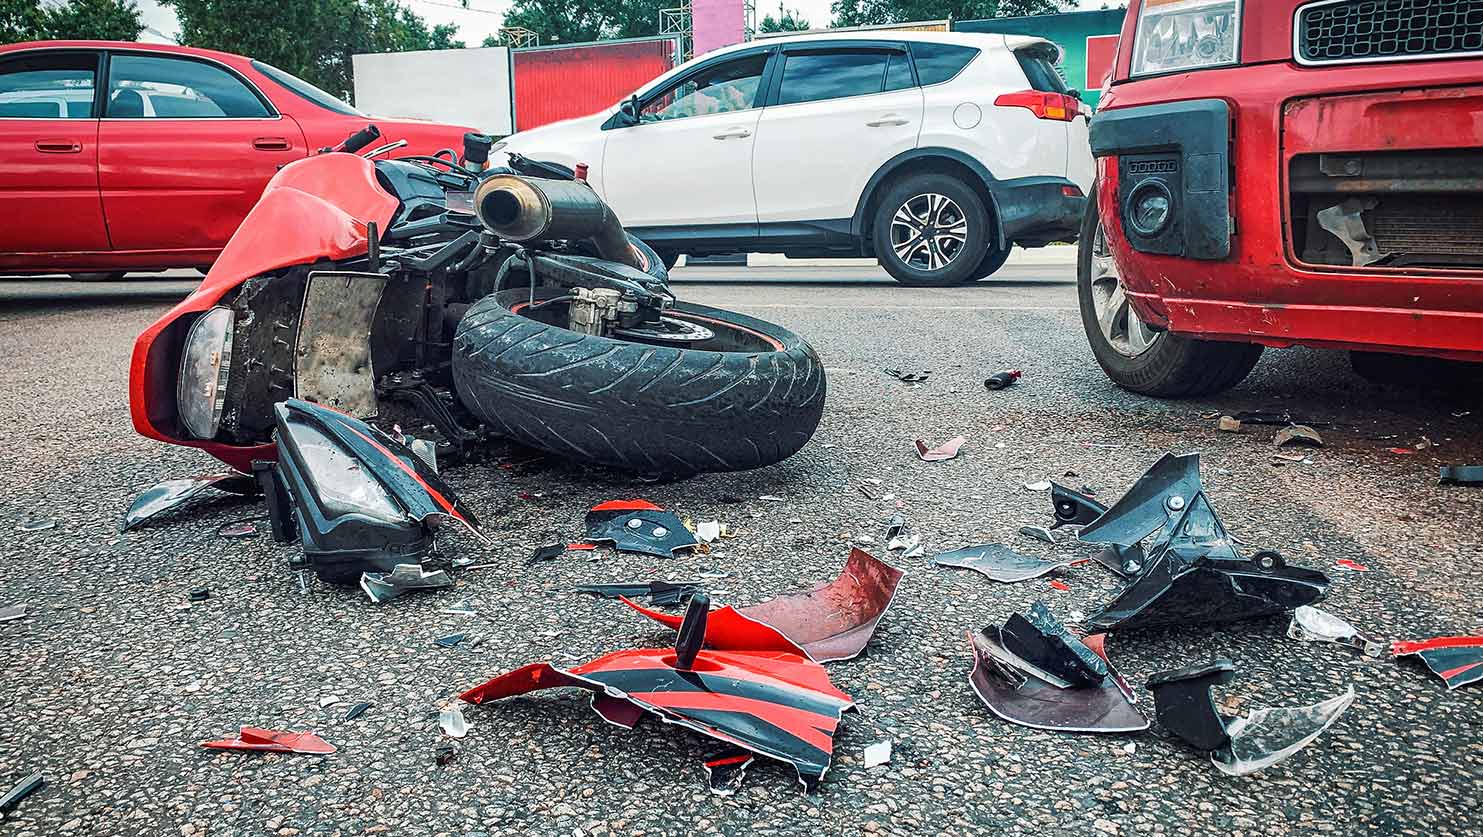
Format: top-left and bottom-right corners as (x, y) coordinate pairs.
(1, 264), (1480, 836)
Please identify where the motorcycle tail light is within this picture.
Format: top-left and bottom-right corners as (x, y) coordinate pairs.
(176, 307), (234, 440)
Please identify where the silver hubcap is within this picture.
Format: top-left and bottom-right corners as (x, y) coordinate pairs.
(1089, 221), (1159, 357)
(891, 193), (968, 271)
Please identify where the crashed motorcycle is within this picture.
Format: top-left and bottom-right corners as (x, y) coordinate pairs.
(130, 128), (825, 482)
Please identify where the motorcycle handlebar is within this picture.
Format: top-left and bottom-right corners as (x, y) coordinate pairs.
(336, 124), (382, 154)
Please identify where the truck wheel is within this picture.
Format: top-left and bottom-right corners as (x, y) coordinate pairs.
(873, 173), (988, 287)
(452, 288), (826, 477)
(1078, 190), (1262, 397)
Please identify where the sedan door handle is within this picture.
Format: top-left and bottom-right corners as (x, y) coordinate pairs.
(712, 129), (752, 140)
(252, 137), (292, 151)
(866, 117), (910, 127)
(35, 139), (82, 153)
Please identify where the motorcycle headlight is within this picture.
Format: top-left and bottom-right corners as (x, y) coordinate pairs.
(176, 307), (234, 440)
(286, 419), (404, 524)
(1131, 0), (1242, 77)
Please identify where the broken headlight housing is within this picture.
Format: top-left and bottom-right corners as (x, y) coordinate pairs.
(1130, 0), (1242, 78)
(176, 306), (234, 439)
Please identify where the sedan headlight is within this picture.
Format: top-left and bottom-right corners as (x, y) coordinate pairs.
(1131, 0), (1242, 77)
(176, 306), (234, 439)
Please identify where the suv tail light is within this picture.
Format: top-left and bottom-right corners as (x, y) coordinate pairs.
(995, 91), (1080, 122)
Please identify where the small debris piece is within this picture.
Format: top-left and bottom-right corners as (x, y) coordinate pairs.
(1024, 480), (1052, 492)
(122, 473), (252, 532)
(566, 542), (596, 551)
(759, 495), (786, 502)
(858, 484), (879, 500)
(361, 564), (453, 603)
(932, 544), (1071, 584)
(435, 742), (458, 766)
(188, 588), (211, 602)
(863, 740), (892, 768)
(526, 543), (565, 564)
(1234, 411), (1332, 428)
(1274, 424), (1324, 448)
(885, 368), (930, 383)
(319, 695), (341, 708)
(1439, 465), (1483, 486)
(1287, 606), (1385, 657)
(1392, 636), (1483, 690)
(216, 520), (259, 538)
(1049, 579), (1071, 592)
(0, 771), (44, 817)
(1334, 559), (1368, 572)
(1019, 525), (1055, 544)
(439, 706), (470, 738)
(915, 436), (966, 462)
(434, 633), (467, 649)
(884, 513), (907, 542)
(1001, 602), (1108, 688)
(968, 627), (1146, 733)
(1271, 451), (1310, 464)
(201, 727), (335, 755)
(572, 581), (703, 607)
(887, 533), (920, 555)
(0, 604), (28, 623)
(585, 500), (699, 557)
(984, 369), (1022, 390)
(1216, 416), (1242, 433)
(695, 520), (723, 543)
(1388, 447), (1419, 455)
(1049, 483), (1106, 529)
(343, 702), (372, 721)
(16, 515), (56, 533)
(704, 748), (755, 796)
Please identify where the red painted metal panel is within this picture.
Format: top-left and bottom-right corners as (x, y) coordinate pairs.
(513, 39), (677, 131)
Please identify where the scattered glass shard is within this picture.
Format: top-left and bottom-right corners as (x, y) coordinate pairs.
(1287, 606), (1385, 657)
(1024, 480), (1052, 492)
(864, 740), (892, 768)
(17, 515), (56, 533)
(695, 520), (723, 543)
(434, 633), (466, 649)
(1019, 525), (1055, 544)
(932, 544), (1071, 583)
(440, 706), (470, 739)
(122, 473), (252, 532)
(361, 564), (453, 603)
(704, 748), (755, 796)
(1214, 688), (1356, 777)
(915, 436), (966, 462)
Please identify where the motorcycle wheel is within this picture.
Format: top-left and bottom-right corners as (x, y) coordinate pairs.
(452, 288), (826, 476)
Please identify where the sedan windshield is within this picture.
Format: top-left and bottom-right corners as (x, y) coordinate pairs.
(251, 60), (364, 116)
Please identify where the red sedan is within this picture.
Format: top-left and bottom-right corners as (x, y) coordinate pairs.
(0, 40), (480, 277)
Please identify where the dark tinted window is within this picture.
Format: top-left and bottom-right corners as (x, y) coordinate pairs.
(777, 51), (890, 105)
(641, 53), (767, 121)
(1016, 51), (1069, 94)
(253, 60), (364, 116)
(0, 52), (96, 119)
(107, 55), (270, 118)
(883, 52), (914, 91)
(910, 42), (978, 86)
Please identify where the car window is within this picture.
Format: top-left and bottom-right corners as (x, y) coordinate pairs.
(641, 54), (767, 122)
(777, 51), (893, 105)
(106, 54), (270, 119)
(252, 60), (364, 117)
(1016, 50), (1069, 94)
(909, 42), (979, 86)
(883, 51), (915, 92)
(0, 52), (97, 119)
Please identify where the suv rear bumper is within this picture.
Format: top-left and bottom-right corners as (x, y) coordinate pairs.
(990, 176), (1085, 248)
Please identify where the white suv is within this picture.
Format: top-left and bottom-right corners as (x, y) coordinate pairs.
(494, 31), (1093, 286)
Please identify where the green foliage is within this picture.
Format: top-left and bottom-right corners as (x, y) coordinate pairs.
(831, 0), (1068, 28)
(164, 0), (467, 100)
(759, 4), (811, 33)
(497, 0), (669, 45)
(2, 0), (143, 41)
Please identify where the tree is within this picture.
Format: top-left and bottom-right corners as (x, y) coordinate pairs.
(759, 3), (810, 33)
(2, 0), (143, 41)
(164, 0), (465, 100)
(832, 0), (1068, 28)
(495, 0), (669, 46)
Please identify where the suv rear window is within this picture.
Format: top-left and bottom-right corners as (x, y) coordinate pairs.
(777, 51), (892, 105)
(909, 42), (979, 86)
(1015, 50), (1069, 94)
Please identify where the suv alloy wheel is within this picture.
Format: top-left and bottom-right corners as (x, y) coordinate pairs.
(873, 173), (988, 287)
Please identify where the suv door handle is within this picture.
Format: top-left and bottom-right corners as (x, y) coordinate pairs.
(712, 129), (752, 140)
(866, 116), (909, 127)
(35, 139), (82, 153)
(252, 137), (292, 151)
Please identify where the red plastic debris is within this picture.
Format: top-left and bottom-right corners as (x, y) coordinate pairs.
(590, 499), (663, 512)
(1388, 447), (1419, 455)
(915, 436), (966, 462)
(1049, 579), (1071, 591)
(201, 727), (335, 754)
(566, 542), (597, 551)
(1334, 559), (1369, 572)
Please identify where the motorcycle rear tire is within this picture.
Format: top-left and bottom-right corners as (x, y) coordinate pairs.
(452, 288), (826, 476)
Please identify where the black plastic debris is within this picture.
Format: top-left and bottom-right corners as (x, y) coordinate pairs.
(984, 369), (1022, 390)
(1001, 602), (1108, 688)
(885, 368), (930, 383)
(360, 564), (453, 603)
(188, 588), (212, 603)
(122, 473), (257, 532)
(1018, 525), (1055, 544)
(0, 771), (44, 817)
(435, 742), (458, 765)
(968, 621), (1146, 734)
(1287, 606), (1385, 657)
(932, 544), (1070, 583)
(704, 748), (755, 796)
(434, 633), (466, 649)
(1089, 544), (1145, 579)
(1049, 483), (1106, 530)
(573, 581), (702, 607)
(1234, 411), (1332, 428)
(1392, 637), (1483, 690)
(1079, 453), (1330, 632)
(1148, 658), (1354, 776)
(1439, 465), (1483, 486)
(526, 543), (566, 564)
(343, 702), (373, 721)
(584, 501), (699, 558)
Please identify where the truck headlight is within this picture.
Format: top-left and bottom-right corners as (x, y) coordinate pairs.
(176, 307), (234, 439)
(1131, 0), (1242, 77)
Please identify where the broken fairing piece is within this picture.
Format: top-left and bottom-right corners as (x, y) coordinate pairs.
(1000, 602), (1109, 687)
(1080, 453), (1329, 632)
(968, 628), (1147, 734)
(625, 547), (904, 663)
(1392, 637), (1483, 690)
(360, 564), (454, 603)
(1147, 659), (1354, 776)
(915, 436), (966, 462)
(526, 543), (565, 564)
(984, 369), (1022, 390)
(0, 604), (27, 623)
(264, 399), (486, 584)
(864, 740), (892, 768)
(1019, 525), (1055, 544)
(885, 368), (930, 383)
(16, 515), (56, 532)
(573, 581), (703, 607)
(0, 771), (44, 817)
(1089, 544), (1145, 579)
(201, 727), (336, 755)
(440, 706), (470, 738)
(932, 544), (1071, 583)
(704, 748), (755, 796)
(462, 594), (855, 792)
(1287, 606), (1385, 657)
(1439, 465), (1483, 486)
(122, 473), (256, 532)
(1273, 424), (1324, 449)
(584, 500), (699, 557)
(343, 702), (372, 721)
(1049, 483), (1107, 530)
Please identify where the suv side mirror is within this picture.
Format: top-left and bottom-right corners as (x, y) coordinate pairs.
(1067, 89), (1083, 102)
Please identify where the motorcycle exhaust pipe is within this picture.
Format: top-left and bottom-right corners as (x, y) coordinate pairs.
(474, 174), (641, 270)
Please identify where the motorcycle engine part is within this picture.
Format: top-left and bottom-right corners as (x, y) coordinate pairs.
(176, 306), (235, 440)
(1049, 482), (1107, 529)
(999, 602), (1108, 688)
(583, 500), (698, 557)
(270, 398), (483, 583)
(567, 287), (632, 336)
(474, 174), (641, 269)
(294, 271), (387, 419)
(611, 316), (715, 343)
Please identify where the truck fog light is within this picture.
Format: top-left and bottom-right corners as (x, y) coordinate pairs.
(1128, 181), (1173, 237)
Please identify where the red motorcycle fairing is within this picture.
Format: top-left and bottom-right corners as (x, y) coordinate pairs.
(129, 153), (399, 472)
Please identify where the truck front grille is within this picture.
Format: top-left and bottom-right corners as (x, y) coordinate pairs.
(1297, 0), (1483, 65)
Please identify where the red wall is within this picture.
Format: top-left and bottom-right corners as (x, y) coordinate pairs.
(513, 39), (679, 132)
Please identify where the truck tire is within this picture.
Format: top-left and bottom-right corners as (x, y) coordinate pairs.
(452, 288), (826, 476)
(873, 173), (989, 287)
(1078, 187), (1262, 397)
